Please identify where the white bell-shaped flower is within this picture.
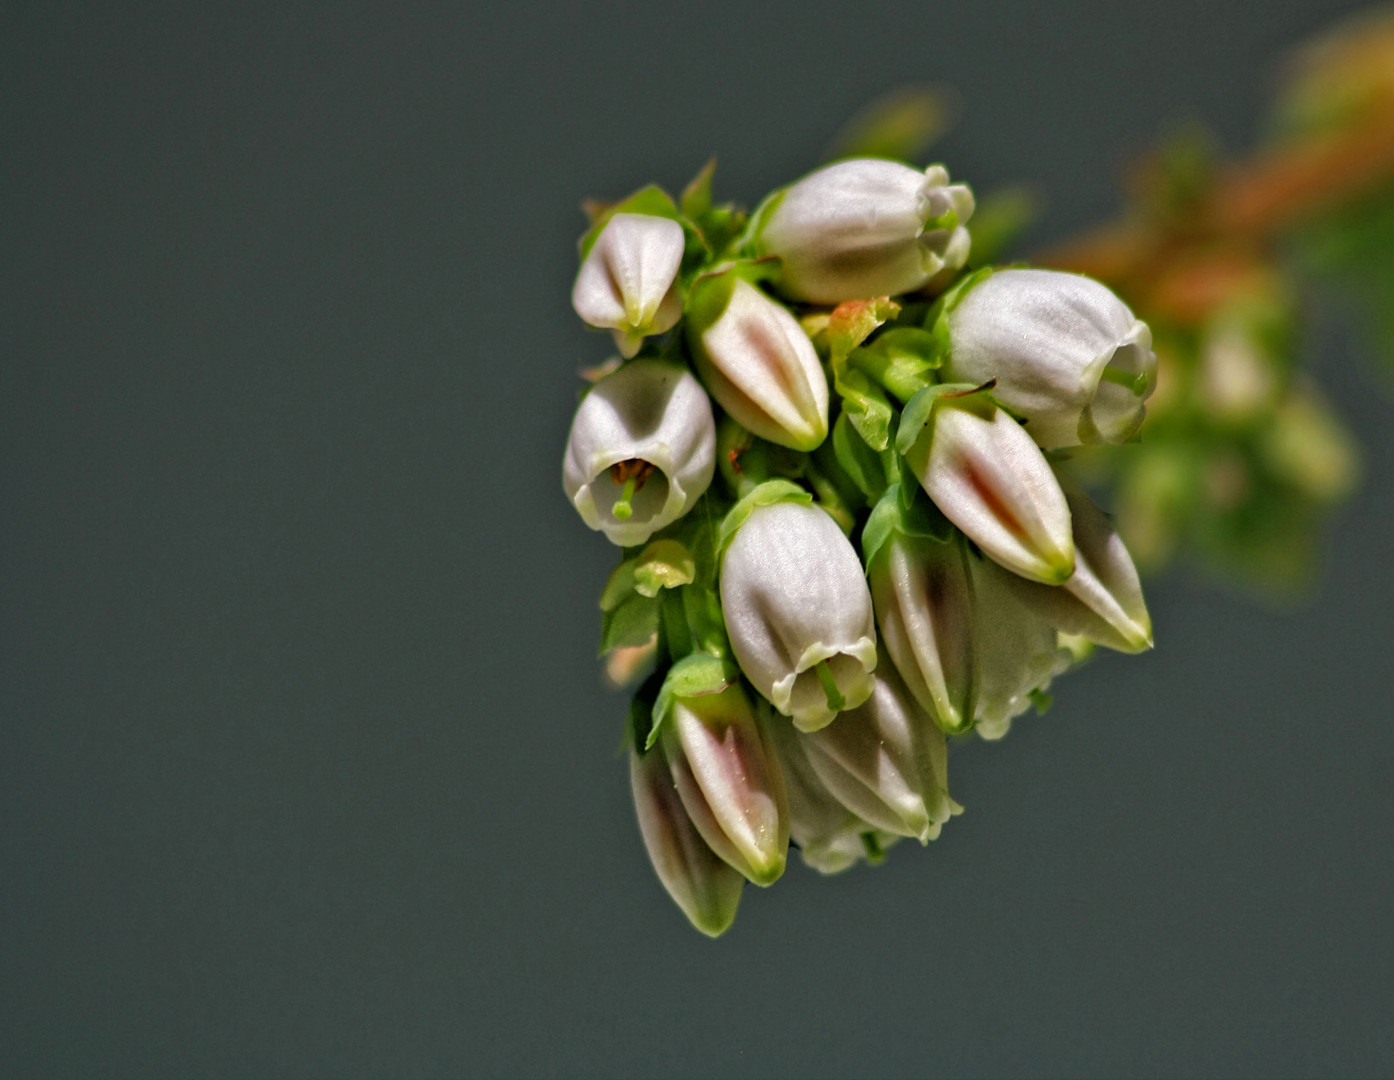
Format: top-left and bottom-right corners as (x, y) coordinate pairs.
(868, 531), (977, 734)
(970, 557), (1072, 740)
(1000, 474), (1153, 653)
(942, 269), (1157, 450)
(903, 396), (1076, 584)
(753, 159), (975, 304)
(563, 359), (715, 547)
(630, 745), (744, 937)
(796, 659), (953, 843)
(660, 683), (789, 887)
(572, 213), (686, 358)
(720, 500), (877, 731)
(688, 277), (829, 451)
(765, 716), (900, 875)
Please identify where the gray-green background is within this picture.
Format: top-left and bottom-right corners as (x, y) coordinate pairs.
(4, 2), (1391, 1076)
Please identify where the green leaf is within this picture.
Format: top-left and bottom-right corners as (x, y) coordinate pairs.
(850, 326), (943, 402)
(836, 366), (894, 452)
(648, 652), (738, 749)
(600, 593), (660, 654)
(633, 539), (696, 598)
(822, 86), (956, 164)
(716, 479), (812, 558)
(832, 411), (888, 501)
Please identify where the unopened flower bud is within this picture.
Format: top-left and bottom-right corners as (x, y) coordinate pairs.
(720, 500), (877, 731)
(868, 531), (976, 734)
(970, 557), (1072, 740)
(563, 359), (715, 547)
(687, 275), (829, 451)
(660, 684), (789, 886)
(572, 213), (686, 358)
(630, 745), (744, 937)
(941, 269), (1157, 450)
(752, 159), (974, 303)
(1001, 476), (1153, 653)
(902, 394), (1076, 584)
(799, 659), (953, 843)
(765, 717), (900, 874)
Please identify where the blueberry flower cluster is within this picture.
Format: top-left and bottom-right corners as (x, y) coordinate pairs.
(562, 158), (1156, 936)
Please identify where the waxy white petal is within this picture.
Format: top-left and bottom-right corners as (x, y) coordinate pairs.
(944, 269), (1157, 450)
(661, 685), (789, 886)
(720, 501), (877, 731)
(572, 213), (686, 358)
(905, 399), (1076, 584)
(970, 557), (1072, 740)
(690, 278), (829, 451)
(630, 746), (744, 938)
(756, 159), (975, 303)
(1001, 476), (1153, 653)
(797, 661), (952, 843)
(563, 359), (715, 547)
(869, 532), (977, 734)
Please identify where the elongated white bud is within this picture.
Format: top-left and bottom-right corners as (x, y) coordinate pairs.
(753, 159), (975, 303)
(572, 213), (685, 358)
(942, 269), (1157, 450)
(765, 717), (899, 874)
(1001, 475), (1153, 653)
(687, 276), (829, 451)
(868, 531), (977, 734)
(630, 745), (744, 938)
(563, 359), (715, 547)
(904, 396), (1076, 584)
(797, 659), (953, 843)
(720, 501), (877, 731)
(970, 557), (1072, 740)
(660, 684), (789, 886)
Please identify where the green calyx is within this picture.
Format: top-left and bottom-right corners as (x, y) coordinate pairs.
(860, 482), (955, 569)
(894, 380), (998, 457)
(715, 479), (813, 559)
(647, 651), (739, 750)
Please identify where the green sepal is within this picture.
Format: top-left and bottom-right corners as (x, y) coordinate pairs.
(716, 479), (812, 559)
(1027, 688), (1054, 716)
(685, 259), (783, 332)
(679, 158), (749, 259)
(894, 381), (994, 456)
(647, 652), (739, 750)
(836, 366), (895, 452)
(632, 539), (696, 598)
(832, 411), (888, 502)
(739, 187), (788, 257)
(850, 326), (944, 403)
(860, 482), (955, 568)
(599, 592), (660, 655)
(627, 669), (665, 753)
(578, 185), (682, 261)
